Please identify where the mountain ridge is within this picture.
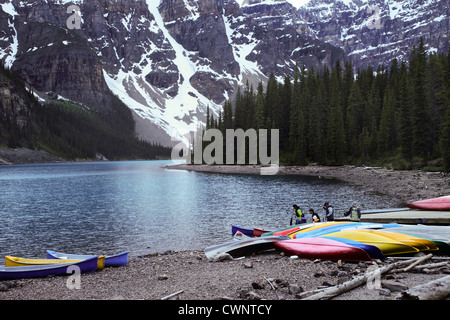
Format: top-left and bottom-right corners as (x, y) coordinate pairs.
(0, 0), (448, 147)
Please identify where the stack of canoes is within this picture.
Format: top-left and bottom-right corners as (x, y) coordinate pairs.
(0, 250), (128, 280)
(214, 221), (450, 262)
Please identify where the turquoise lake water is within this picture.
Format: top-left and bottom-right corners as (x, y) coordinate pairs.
(0, 160), (401, 260)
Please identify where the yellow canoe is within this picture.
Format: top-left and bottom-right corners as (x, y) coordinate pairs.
(363, 230), (439, 251)
(5, 255), (106, 271)
(322, 229), (419, 255)
(288, 221), (353, 238)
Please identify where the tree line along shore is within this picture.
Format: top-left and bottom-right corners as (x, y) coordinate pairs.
(205, 40), (450, 173)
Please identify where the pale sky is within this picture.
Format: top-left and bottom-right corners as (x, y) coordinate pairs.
(236, 0), (311, 9)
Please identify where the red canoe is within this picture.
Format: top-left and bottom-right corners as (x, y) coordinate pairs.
(253, 227), (272, 237)
(274, 237), (372, 262)
(407, 195), (450, 211)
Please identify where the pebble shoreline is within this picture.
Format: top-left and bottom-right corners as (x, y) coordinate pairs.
(166, 163), (450, 204)
(0, 250), (448, 301)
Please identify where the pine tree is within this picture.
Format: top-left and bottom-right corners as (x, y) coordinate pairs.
(427, 53), (448, 156)
(440, 47), (450, 172)
(377, 85), (396, 156)
(234, 87), (243, 129)
(255, 82), (265, 130)
(280, 75), (292, 150)
(410, 38), (431, 161)
(265, 73), (280, 129)
(325, 63), (346, 164)
(288, 67), (306, 164)
(206, 106), (211, 130)
(346, 82), (364, 157)
(365, 82), (381, 160)
(310, 72), (326, 163)
(441, 101), (450, 172)
(243, 81), (256, 130)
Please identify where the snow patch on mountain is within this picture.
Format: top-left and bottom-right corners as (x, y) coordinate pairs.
(0, 1), (18, 68)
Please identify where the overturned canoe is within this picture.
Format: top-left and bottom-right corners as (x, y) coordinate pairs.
(290, 222), (359, 238)
(262, 222), (348, 238)
(363, 230), (439, 251)
(321, 237), (386, 260)
(274, 237), (372, 262)
(205, 236), (290, 260)
(291, 222), (400, 239)
(46, 250), (128, 267)
(322, 229), (419, 255)
(0, 256), (99, 280)
(231, 225), (254, 237)
(387, 225), (450, 255)
(407, 195), (450, 211)
(5, 255), (106, 271)
(253, 227), (272, 237)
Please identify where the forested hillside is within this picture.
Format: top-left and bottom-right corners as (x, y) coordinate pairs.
(209, 40), (450, 172)
(0, 64), (171, 161)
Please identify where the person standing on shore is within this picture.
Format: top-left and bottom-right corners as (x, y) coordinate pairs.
(293, 204), (307, 225)
(345, 203), (361, 222)
(309, 208), (320, 223)
(323, 202), (334, 221)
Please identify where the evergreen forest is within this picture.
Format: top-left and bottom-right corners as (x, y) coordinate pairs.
(0, 64), (172, 161)
(208, 40), (450, 172)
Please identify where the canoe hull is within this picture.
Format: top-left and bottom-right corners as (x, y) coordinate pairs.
(324, 230), (419, 255)
(0, 256), (99, 280)
(387, 225), (450, 255)
(205, 236), (290, 260)
(366, 230), (438, 251)
(231, 225), (254, 237)
(5, 255), (106, 271)
(274, 238), (372, 262)
(273, 222), (348, 237)
(321, 237), (386, 260)
(407, 196), (450, 211)
(292, 222), (400, 239)
(46, 250), (128, 267)
(253, 228), (272, 237)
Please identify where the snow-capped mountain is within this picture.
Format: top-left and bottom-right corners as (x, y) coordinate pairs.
(297, 0), (449, 71)
(0, 0), (448, 146)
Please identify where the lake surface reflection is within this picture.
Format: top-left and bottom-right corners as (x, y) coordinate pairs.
(0, 161), (402, 259)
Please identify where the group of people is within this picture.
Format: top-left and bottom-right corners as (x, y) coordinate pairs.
(291, 202), (361, 225)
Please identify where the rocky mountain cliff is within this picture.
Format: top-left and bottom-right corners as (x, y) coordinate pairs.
(0, 0), (448, 146)
(297, 0), (449, 71)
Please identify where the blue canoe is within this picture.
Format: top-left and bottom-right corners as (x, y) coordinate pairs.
(0, 256), (99, 280)
(46, 250), (129, 267)
(231, 225), (254, 237)
(321, 236), (387, 260)
(292, 222), (400, 239)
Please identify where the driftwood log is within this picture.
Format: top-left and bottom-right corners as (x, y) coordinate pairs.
(398, 275), (450, 300)
(392, 261), (449, 273)
(302, 254), (433, 300)
(403, 254), (434, 272)
(160, 290), (184, 300)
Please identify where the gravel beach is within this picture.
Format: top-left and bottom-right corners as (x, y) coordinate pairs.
(1, 162), (449, 303)
(0, 250), (449, 301)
